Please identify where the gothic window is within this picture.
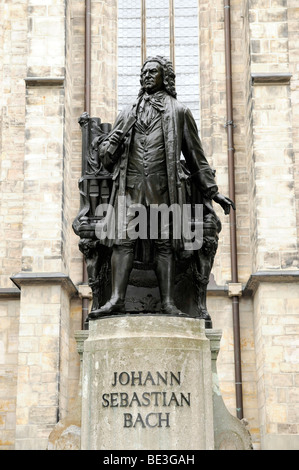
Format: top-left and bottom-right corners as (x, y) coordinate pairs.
(117, 0), (200, 128)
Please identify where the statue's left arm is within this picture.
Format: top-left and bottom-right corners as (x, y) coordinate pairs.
(182, 108), (235, 215)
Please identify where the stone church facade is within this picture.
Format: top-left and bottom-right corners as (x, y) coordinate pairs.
(0, 0), (298, 450)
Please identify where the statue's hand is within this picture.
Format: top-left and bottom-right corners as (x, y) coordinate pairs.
(109, 129), (124, 146)
(213, 193), (236, 215)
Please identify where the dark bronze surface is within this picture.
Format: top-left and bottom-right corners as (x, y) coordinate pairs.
(73, 56), (235, 328)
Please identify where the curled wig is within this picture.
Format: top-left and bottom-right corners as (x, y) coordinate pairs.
(139, 55), (177, 99)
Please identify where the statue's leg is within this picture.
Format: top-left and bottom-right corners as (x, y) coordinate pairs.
(110, 243), (135, 304)
(86, 245), (103, 311)
(154, 240), (186, 317)
(88, 241), (135, 318)
(197, 277), (213, 328)
(193, 253), (213, 328)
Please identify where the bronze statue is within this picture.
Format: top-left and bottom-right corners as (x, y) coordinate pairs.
(73, 56), (235, 327)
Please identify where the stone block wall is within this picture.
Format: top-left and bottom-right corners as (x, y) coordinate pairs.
(91, 0), (118, 123)
(0, 0), (81, 450)
(0, 0), (118, 450)
(199, 0), (233, 285)
(253, 283), (299, 449)
(0, 296), (19, 450)
(23, 84), (65, 273)
(209, 295), (260, 444)
(249, 0), (298, 272)
(9, 277), (78, 451)
(64, 0), (85, 285)
(249, 0), (289, 74)
(0, 1), (27, 289)
(200, 0), (299, 449)
(244, 0), (299, 449)
(198, 0), (260, 447)
(288, 1), (299, 257)
(198, 0), (254, 285)
(0, 0), (25, 450)
(14, 283), (64, 450)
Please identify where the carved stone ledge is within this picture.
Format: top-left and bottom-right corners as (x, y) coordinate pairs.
(10, 272), (78, 296)
(251, 73), (292, 86)
(206, 274), (229, 297)
(24, 77), (65, 87)
(0, 288), (20, 299)
(244, 270), (299, 296)
(207, 285), (229, 296)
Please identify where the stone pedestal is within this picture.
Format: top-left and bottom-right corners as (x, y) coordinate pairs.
(81, 316), (214, 450)
(206, 329), (253, 450)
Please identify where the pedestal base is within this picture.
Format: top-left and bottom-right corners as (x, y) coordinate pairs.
(207, 329), (253, 450)
(81, 316), (214, 450)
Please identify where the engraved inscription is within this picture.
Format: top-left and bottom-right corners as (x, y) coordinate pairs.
(102, 370), (191, 428)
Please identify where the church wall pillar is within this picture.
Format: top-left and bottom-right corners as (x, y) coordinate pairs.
(198, 0), (260, 445)
(247, 0), (299, 449)
(90, 0), (118, 123)
(11, 275), (77, 450)
(9, 0), (79, 450)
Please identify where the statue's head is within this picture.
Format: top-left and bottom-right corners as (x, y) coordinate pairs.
(139, 55), (177, 98)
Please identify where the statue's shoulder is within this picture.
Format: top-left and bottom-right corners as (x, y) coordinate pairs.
(166, 94), (189, 115)
(118, 103), (135, 118)
(113, 102), (136, 128)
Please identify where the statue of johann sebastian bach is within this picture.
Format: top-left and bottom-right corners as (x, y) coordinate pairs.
(88, 55), (235, 320)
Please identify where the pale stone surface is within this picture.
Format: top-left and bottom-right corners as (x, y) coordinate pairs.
(228, 283), (243, 297)
(50, 325), (254, 451)
(0, 298), (19, 449)
(90, 0), (118, 123)
(48, 423), (81, 451)
(47, 329), (87, 451)
(206, 329), (253, 450)
(13, 282), (74, 450)
(81, 317), (214, 450)
(77, 284), (93, 300)
(253, 282), (299, 447)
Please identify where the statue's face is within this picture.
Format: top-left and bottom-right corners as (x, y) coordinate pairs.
(141, 61), (164, 94)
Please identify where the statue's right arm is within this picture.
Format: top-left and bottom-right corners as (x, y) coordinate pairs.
(97, 113), (126, 171)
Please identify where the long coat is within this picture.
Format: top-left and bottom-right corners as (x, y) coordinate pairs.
(98, 92), (219, 250)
